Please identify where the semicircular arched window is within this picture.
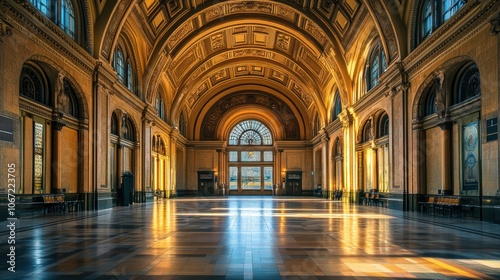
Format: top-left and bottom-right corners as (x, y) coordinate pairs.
(20, 65), (49, 106)
(229, 120), (272, 146)
(366, 43), (387, 91)
(331, 91), (342, 123)
(454, 63), (480, 105)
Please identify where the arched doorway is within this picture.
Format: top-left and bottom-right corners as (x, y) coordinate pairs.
(227, 120), (274, 194)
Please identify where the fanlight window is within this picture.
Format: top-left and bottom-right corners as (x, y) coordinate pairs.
(229, 120), (272, 145)
(454, 63), (480, 105)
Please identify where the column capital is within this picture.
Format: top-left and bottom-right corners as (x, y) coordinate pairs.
(338, 109), (353, 129)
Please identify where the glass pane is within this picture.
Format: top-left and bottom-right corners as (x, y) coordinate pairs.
(116, 49), (125, 81)
(229, 151), (238, 162)
(229, 166), (238, 190)
(241, 151), (260, 161)
(443, 0), (464, 21)
(61, 0), (75, 39)
(263, 151), (273, 161)
(264, 167), (273, 190)
(422, 0), (432, 39)
(370, 54), (379, 87)
(228, 120), (272, 145)
(241, 167), (261, 190)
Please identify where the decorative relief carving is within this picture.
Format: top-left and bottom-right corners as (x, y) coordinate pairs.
(211, 33), (225, 50)
(304, 19), (326, 45)
(201, 93), (299, 140)
(167, 20), (194, 50)
(229, 2), (273, 14)
(187, 82), (208, 107)
(233, 48), (266, 57)
(276, 6), (295, 21)
(276, 33), (291, 50)
(206, 5), (225, 21)
(291, 82), (312, 107)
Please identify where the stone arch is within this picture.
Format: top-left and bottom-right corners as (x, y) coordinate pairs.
(25, 55), (90, 121)
(412, 55), (473, 121)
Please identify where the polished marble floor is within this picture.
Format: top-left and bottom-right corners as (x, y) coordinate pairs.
(1, 196), (500, 279)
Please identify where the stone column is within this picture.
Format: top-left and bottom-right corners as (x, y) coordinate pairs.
(51, 120), (64, 193)
(169, 129), (179, 197)
(339, 109), (354, 202)
(371, 146), (378, 191)
(321, 133), (329, 198)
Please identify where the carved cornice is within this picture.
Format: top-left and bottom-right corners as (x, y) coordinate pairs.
(19, 98), (52, 119)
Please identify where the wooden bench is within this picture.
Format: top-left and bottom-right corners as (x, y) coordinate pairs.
(41, 194), (66, 214)
(433, 197), (461, 217)
(419, 196), (436, 214)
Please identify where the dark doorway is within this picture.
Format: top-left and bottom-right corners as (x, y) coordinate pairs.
(285, 171), (302, 196)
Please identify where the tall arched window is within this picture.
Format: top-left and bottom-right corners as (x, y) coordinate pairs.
(331, 91), (342, 123)
(228, 120), (274, 192)
(155, 94), (165, 121)
(379, 114), (389, 137)
(417, 0), (467, 45)
(122, 117), (135, 142)
(366, 43), (387, 91)
(113, 39), (136, 94)
(29, 0), (77, 40)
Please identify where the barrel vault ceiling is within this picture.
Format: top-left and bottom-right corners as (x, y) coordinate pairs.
(93, 0), (405, 140)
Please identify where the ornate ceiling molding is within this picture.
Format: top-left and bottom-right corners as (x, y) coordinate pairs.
(200, 92), (300, 141)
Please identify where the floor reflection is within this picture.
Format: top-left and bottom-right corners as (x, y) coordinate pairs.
(5, 196), (500, 279)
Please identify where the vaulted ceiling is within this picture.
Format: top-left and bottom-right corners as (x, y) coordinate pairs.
(92, 0), (406, 140)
